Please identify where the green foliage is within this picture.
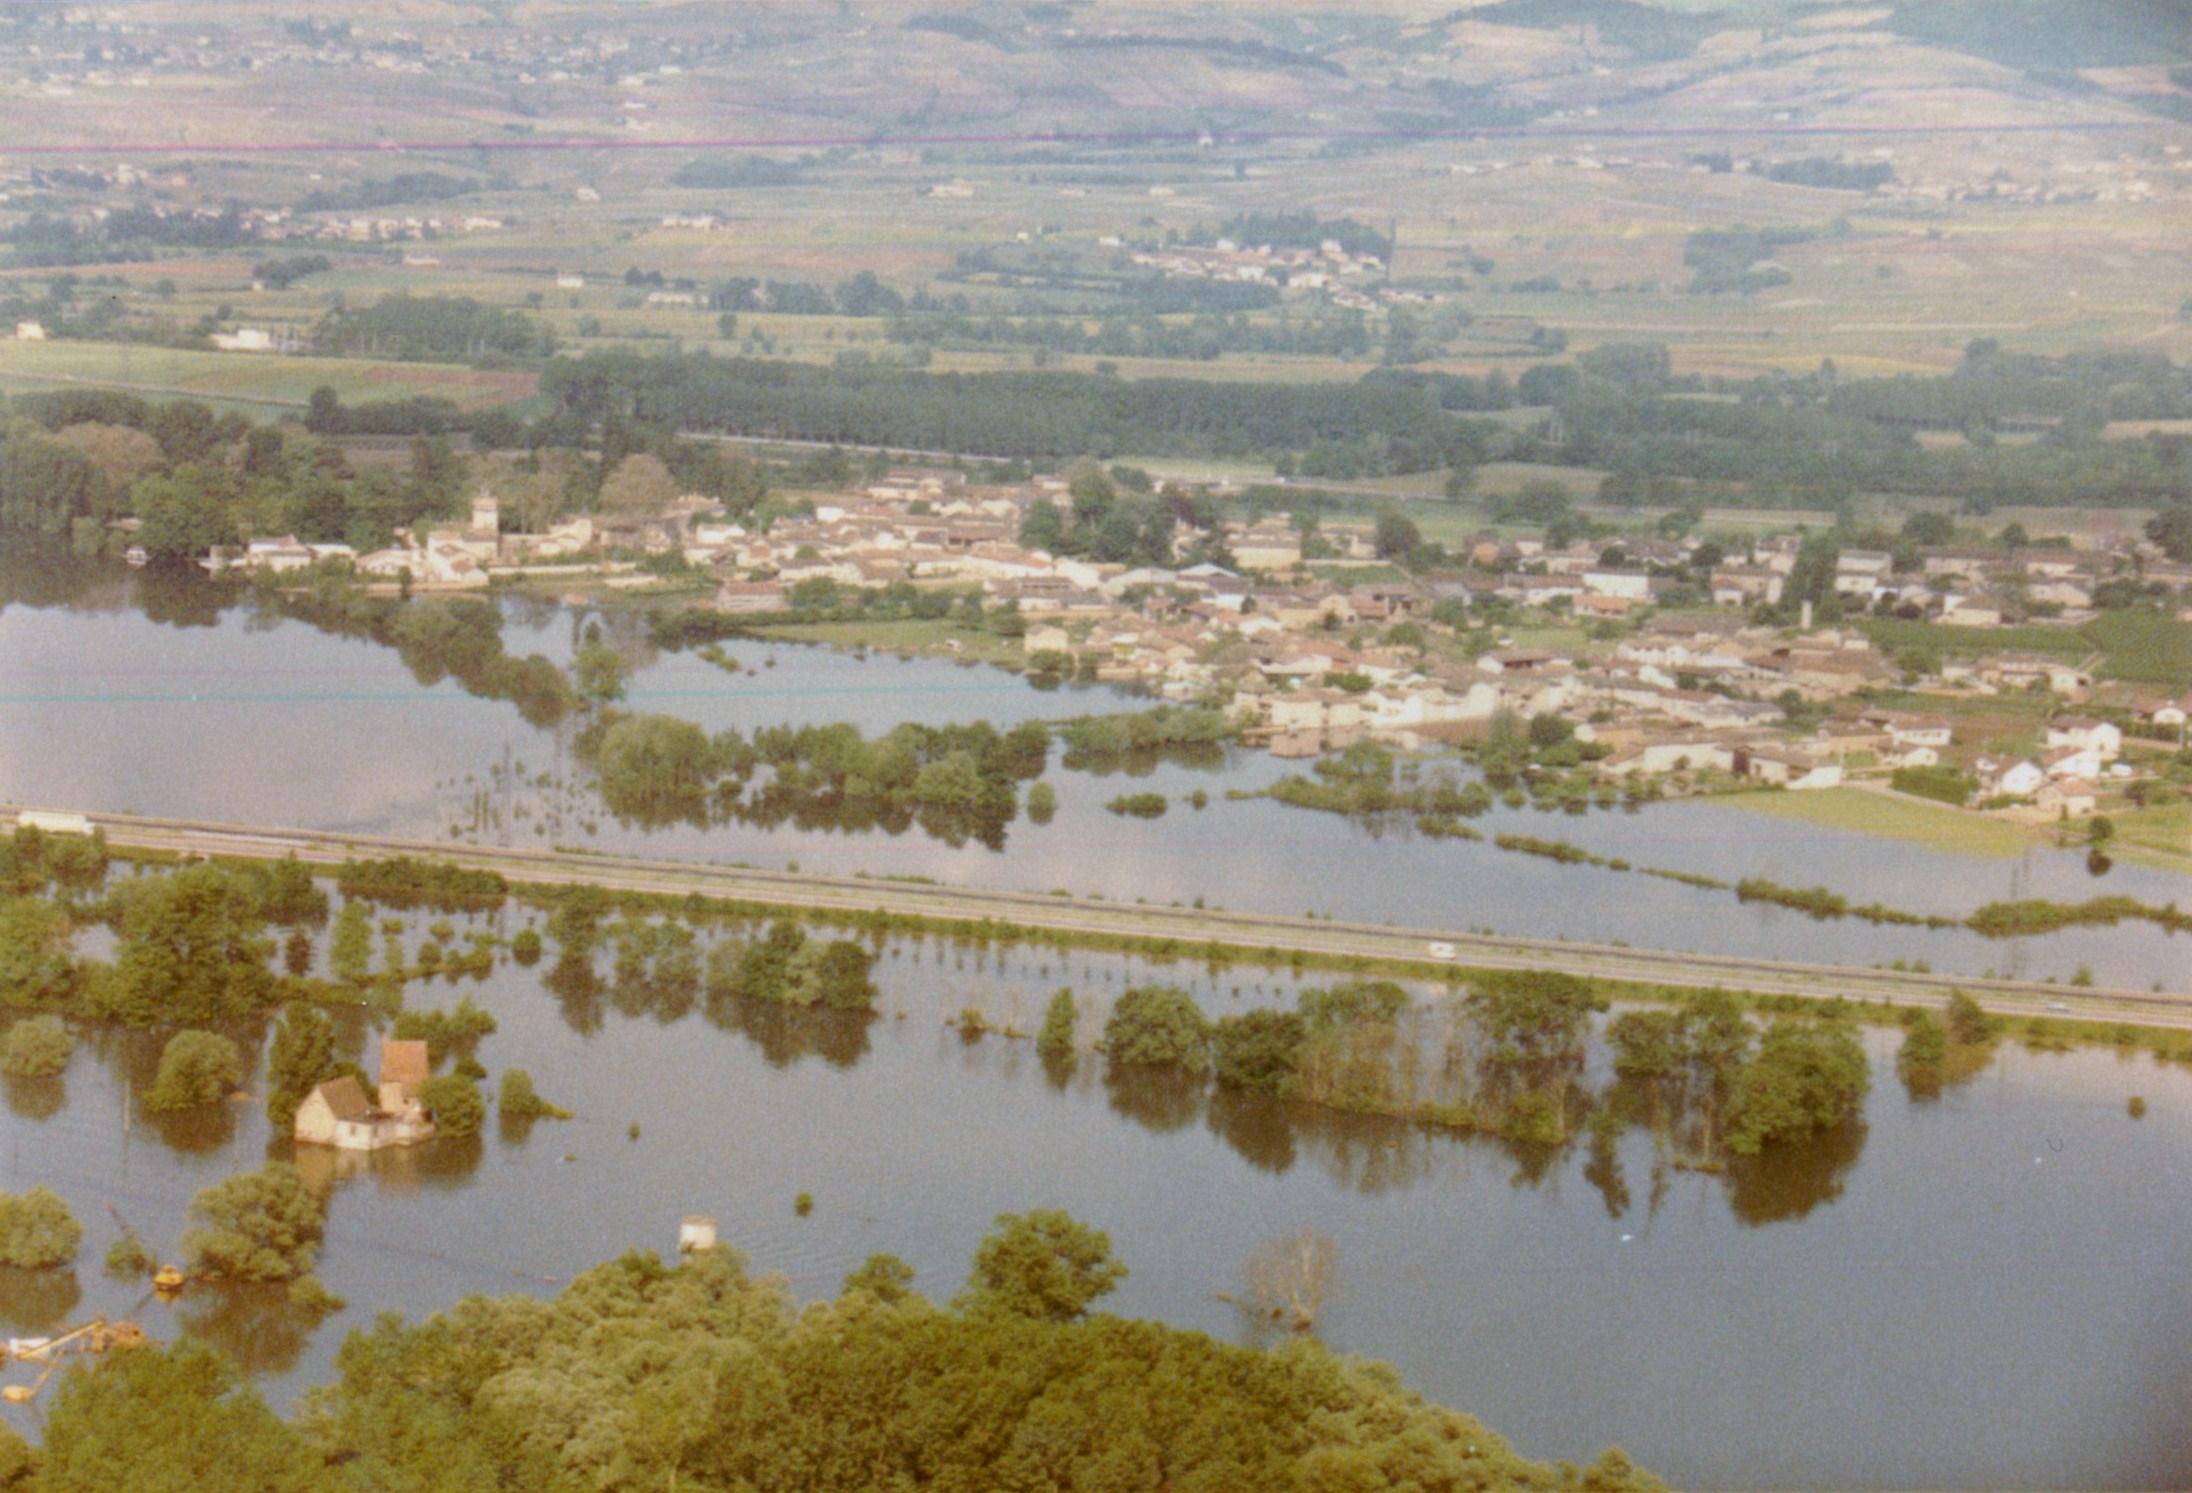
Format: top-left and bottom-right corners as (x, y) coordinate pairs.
(510, 927), (544, 965)
(1104, 792), (1169, 818)
(183, 1162), (326, 1283)
(705, 922), (878, 1012)
(1605, 992), (1753, 1164)
(264, 1006), (337, 1131)
(144, 1029), (245, 1112)
(1025, 780), (1058, 824)
(1725, 1022), (1871, 1155)
(1036, 988), (1077, 1060)
(316, 293), (556, 361)
(297, 1236), (1644, 1493)
(499, 1068), (571, 1122)
(1466, 970), (1608, 1144)
(0, 1186), (81, 1268)
(962, 1209), (1127, 1323)
(335, 855), (507, 911)
(1945, 991), (2003, 1047)
(327, 900), (373, 986)
(1055, 706), (1234, 768)
(1212, 1008), (1308, 1094)
(0, 430), (99, 534)
(37, 1339), (321, 1493)
(1891, 765), (1979, 806)
(1896, 1012), (1950, 1088)
(843, 1252), (916, 1303)
(392, 997), (499, 1065)
(228, 854), (329, 926)
(0, 1013), (72, 1078)
(0, 890), (80, 1008)
(573, 639), (633, 704)
(1966, 894), (2192, 938)
(1103, 986), (1210, 1069)
(0, 824), (108, 898)
(96, 865), (275, 1026)
(419, 1073), (486, 1138)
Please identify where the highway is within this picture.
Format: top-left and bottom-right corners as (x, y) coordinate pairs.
(25, 805), (2192, 1032)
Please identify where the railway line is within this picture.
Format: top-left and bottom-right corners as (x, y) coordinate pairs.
(23, 804), (2192, 1032)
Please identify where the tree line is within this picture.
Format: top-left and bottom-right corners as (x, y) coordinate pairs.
(8, 1218), (1660, 1493)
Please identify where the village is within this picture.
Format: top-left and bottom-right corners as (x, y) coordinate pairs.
(214, 465), (2192, 835)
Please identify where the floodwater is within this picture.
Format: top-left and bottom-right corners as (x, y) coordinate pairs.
(3, 559), (2188, 988)
(0, 924), (2185, 1491)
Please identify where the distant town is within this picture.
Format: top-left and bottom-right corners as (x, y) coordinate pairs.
(197, 462), (2192, 835)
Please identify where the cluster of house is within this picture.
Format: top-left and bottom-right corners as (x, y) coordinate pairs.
(214, 494), (604, 587)
(1121, 236), (1412, 310)
(213, 469), (2191, 812)
(1473, 528), (2185, 625)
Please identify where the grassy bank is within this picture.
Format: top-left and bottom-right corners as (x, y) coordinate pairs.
(1699, 785), (2043, 858)
(754, 617), (1028, 668)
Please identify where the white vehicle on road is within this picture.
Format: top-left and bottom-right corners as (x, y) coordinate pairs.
(1426, 941), (1457, 960)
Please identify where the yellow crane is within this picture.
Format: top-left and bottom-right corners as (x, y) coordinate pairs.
(0, 1317), (148, 1403)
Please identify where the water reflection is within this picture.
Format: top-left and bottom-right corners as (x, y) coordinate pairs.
(285, 1134), (484, 1202)
(701, 991), (872, 1069)
(137, 561), (239, 630)
(1102, 1065), (1203, 1134)
(143, 1096), (239, 1155)
(0, 1269), (81, 1336)
(1721, 1121), (1868, 1227)
(176, 1283), (326, 1376)
(543, 958), (606, 1036)
(2, 1075), (65, 1123)
(1204, 1086), (1297, 1175)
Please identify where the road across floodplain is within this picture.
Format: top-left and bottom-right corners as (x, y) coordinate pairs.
(23, 805), (2192, 1034)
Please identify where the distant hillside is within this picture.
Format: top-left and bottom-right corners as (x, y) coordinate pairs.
(1882, 0), (2192, 69)
(1447, 0), (1729, 61)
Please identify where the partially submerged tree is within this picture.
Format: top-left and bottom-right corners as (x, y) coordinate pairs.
(1241, 1227), (1338, 1332)
(144, 1030), (244, 1112)
(0, 1014), (74, 1079)
(0, 1187), (82, 1269)
(182, 1163), (326, 1283)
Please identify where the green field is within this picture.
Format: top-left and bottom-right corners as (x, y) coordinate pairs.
(1702, 785), (2045, 859)
(2110, 799), (2192, 867)
(2087, 609), (2192, 686)
(0, 338), (534, 413)
(756, 617), (1027, 668)
(1860, 616), (2099, 663)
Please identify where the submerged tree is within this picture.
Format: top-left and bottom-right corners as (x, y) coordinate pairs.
(1241, 1227), (1338, 1332)
(182, 1163), (326, 1284)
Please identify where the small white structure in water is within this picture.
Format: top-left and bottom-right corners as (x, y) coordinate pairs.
(678, 1215), (718, 1254)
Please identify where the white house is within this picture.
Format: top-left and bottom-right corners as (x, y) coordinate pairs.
(2045, 716), (2122, 761)
(2042, 743), (2104, 782)
(1740, 748), (1843, 791)
(1974, 756), (2044, 799)
(294, 1039), (435, 1151)
(1582, 570), (1651, 601)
